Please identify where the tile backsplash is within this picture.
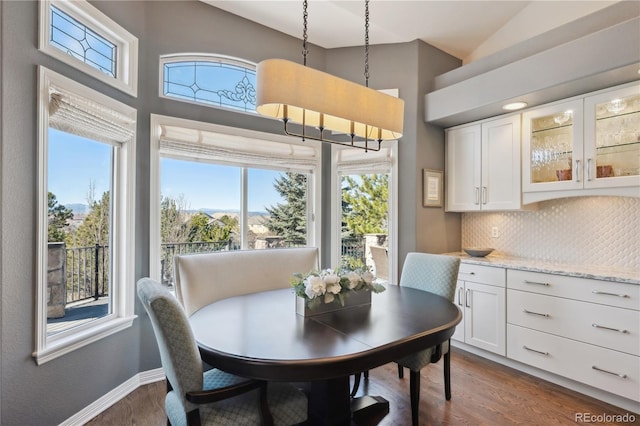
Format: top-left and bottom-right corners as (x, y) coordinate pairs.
(462, 196), (640, 270)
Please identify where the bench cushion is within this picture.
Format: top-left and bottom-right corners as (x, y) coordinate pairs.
(174, 247), (319, 316)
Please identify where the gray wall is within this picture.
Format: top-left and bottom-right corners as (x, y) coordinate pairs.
(0, 1), (453, 423)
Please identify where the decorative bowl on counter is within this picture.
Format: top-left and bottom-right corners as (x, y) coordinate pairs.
(463, 247), (494, 257)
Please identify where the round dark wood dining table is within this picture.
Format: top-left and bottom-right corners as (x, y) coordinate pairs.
(189, 284), (461, 425)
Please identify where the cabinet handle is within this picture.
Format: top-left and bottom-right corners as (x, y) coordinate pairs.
(592, 323), (629, 334)
(457, 287), (463, 306)
(575, 159), (581, 182)
(523, 309), (550, 318)
(523, 345), (549, 356)
(592, 365), (627, 379)
(474, 187), (480, 205)
(459, 271), (476, 276)
(465, 289), (471, 308)
(592, 290), (629, 298)
(587, 158), (593, 181)
(482, 186), (487, 204)
(523, 280), (550, 287)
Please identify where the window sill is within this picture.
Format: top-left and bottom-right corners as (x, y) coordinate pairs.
(33, 315), (137, 365)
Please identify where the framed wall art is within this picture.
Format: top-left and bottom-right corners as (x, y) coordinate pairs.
(423, 169), (443, 207)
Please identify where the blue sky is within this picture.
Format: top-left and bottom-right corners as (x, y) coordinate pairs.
(48, 129), (284, 212)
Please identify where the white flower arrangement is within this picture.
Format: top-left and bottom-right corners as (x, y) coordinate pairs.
(292, 268), (385, 308)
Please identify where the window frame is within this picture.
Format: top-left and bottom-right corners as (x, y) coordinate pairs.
(149, 114), (322, 284)
(330, 141), (399, 282)
(159, 53), (257, 115)
(38, 0), (139, 97)
(35, 66), (137, 365)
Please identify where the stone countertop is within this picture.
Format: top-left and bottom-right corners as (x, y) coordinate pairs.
(444, 252), (640, 285)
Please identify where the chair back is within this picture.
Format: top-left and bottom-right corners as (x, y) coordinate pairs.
(137, 278), (202, 415)
(370, 246), (389, 280)
(174, 247), (319, 316)
(399, 253), (460, 301)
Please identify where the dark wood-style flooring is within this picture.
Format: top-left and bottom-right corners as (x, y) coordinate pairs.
(86, 349), (638, 425)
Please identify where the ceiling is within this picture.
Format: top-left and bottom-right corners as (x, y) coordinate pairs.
(202, 1), (617, 62)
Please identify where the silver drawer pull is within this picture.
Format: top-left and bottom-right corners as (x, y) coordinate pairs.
(592, 365), (627, 379)
(592, 290), (629, 298)
(592, 323), (629, 334)
(524, 280), (550, 286)
(460, 271), (476, 276)
(523, 345), (549, 356)
(523, 309), (550, 318)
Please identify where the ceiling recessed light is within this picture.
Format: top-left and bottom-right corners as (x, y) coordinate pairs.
(502, 101), (528, 111)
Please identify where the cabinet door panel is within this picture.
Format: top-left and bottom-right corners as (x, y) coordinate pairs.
(451, 280), (465, 342)
(482, 115), (521, 210)
(446, 124), (481, 211)
(465, 281), (506, 355)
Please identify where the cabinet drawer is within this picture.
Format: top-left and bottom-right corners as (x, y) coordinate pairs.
(507, 269), (639, 310)
(459, 263), (505, 287)
(507, 324), (640, 401)
(507, 289), (640, 356)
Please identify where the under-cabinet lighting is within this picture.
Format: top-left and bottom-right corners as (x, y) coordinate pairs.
(502, 102), (528, 111)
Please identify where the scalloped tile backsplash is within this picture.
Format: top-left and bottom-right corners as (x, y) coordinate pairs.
(462, 196), (640, 270)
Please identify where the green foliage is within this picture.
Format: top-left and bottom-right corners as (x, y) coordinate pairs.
(160, 195), (189, 243)
(263, 172), (307, 242)
(187, 212), (238, 243)
(68, 191), (110, 247)
(341, 174), (388, 236)
(47, 192), (73, 242)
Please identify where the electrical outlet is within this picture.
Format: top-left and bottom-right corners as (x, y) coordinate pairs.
(491, 227), (499, 238)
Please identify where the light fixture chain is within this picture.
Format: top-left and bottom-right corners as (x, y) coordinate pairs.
(302, 0), (309, 66)
(364, 0), (370, 87)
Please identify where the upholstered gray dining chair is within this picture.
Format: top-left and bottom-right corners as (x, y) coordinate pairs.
(395, 252), (461, 426)
(137, 278), (308, 426)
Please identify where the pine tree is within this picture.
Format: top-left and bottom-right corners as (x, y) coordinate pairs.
(342, 174), (388, 236)
(48, 192), (74, 242)
(263, 172), (307, 243)
(160, 194), (189, 244)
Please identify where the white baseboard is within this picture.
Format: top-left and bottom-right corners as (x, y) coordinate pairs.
(451, 341), (640, 415)
(60, 368), (164, 426)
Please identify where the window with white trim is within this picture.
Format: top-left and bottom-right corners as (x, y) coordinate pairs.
(160, 54), (257, 113)
(331, 143), (398, 283)
(149, 115), (322, 286)
(36, 66), (137, 365)
(39, 0), (139, 96)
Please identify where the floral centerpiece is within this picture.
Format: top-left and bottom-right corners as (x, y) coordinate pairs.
(292, 267), (386, 309)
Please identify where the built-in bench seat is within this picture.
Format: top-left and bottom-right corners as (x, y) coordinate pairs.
(173, 247), (319, 316)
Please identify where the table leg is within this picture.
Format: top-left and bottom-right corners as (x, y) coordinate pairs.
(308, 377), (389, 426)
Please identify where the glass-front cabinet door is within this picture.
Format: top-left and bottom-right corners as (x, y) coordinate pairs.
(522, 99), (584, 192)
(584, 84), (640, 189)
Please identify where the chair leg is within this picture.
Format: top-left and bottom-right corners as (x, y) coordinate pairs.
(186, 409), (201, 426)
(444, 349), (451, 400)
(397, 364), (404, 379)
(351, 372), (362, 397)
(409, 370), (420, 426)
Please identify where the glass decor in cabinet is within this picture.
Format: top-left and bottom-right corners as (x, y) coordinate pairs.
(584, 84), (640, 189)
(522, 100), (584, 192)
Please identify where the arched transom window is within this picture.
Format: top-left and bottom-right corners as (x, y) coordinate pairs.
(160, 54), (257, 113)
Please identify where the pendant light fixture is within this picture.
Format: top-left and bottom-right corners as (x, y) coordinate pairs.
(256, 0), (404, 152)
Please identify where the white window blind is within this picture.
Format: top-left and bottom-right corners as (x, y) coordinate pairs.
(335, 145), (393, 174)
(158, 124), (320, 172)
(48, 84), (136, 145)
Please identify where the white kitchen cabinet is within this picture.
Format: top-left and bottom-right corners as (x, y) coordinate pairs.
(506, 269), (640, 401)
(522, 82), (640, 203)
(451, 263), (506, 356)
(445, 114), (522, 212)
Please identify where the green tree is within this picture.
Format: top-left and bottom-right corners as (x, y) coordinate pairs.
(341, 174), (388, 236)
(187, 212), (238, 243)
(48, 192), (74, 242)
(68, 189), (110, 247)
(160, 194), (189, 243)
(263, 172), (307, 242)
